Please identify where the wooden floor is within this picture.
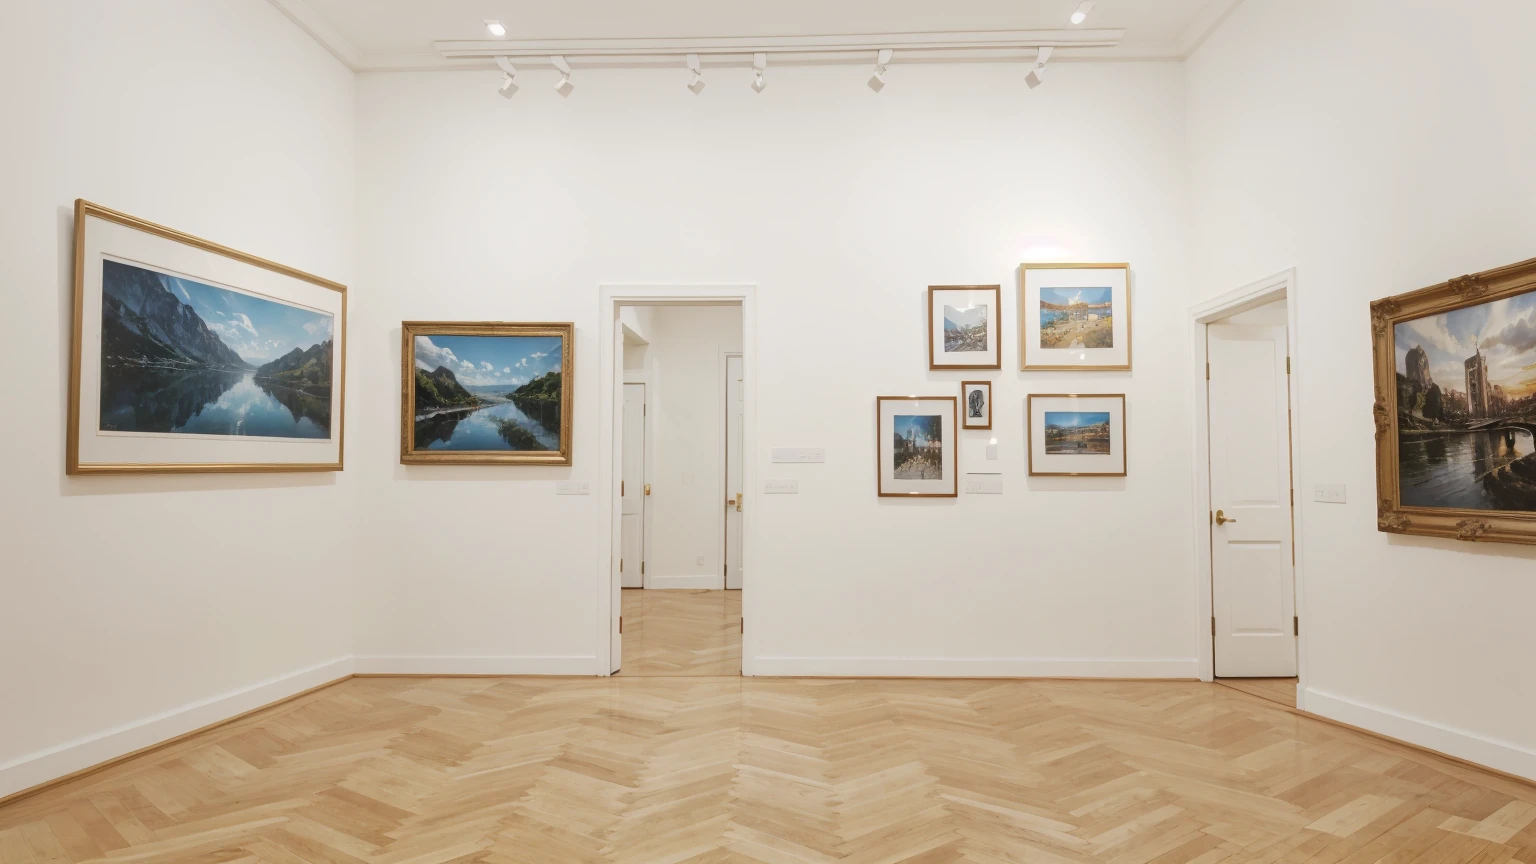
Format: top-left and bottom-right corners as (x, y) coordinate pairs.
(1217, 678), (1298, 709)
(618, 588), (741, 677)
(3, 675), (1535, 863)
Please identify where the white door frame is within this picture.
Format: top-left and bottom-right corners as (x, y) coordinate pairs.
(1187, 268), (1306, 700)
(720, 349), (743, 588)
(597, 284), (758, 676)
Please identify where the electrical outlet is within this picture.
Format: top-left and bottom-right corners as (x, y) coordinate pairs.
(1313, 483), (1346, 504)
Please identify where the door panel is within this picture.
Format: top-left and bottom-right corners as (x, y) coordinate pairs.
(1209, 324), (1296, 677)
(622, 384), (645, 589)
(725, 355), (744, 590)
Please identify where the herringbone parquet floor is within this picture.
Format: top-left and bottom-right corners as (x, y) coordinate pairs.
(618, 589), (741, 677)
(2, 674), (1534, 863)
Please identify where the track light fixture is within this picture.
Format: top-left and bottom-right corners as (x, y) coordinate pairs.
(494, 56), (519, 99)
(1026, 46), (1052, 89)
(484, 19), (507, 37)
(751, 53), (767, 93)
(686, 53), (705, 94)
(1070, 1), (1096, 25)
(551, 55), (574, 97)
(868, 49), (892, 93)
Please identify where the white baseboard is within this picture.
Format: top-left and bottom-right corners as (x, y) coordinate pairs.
(643, 574), (724, 590)
(0, 655), (353, 801)
(1302, 687), (1536, 782)
(353, 655), (599, 676)
(750, 656), (1201, 679)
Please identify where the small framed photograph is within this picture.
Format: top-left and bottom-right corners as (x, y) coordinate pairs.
(929, 285), (1001, 370)
(877, 396), (958, 497)
(1028, 394), (1126, 476)
(1020, 263), (1130, 371)
(961, 381), (992, 430)
(402, 321), (573, 465)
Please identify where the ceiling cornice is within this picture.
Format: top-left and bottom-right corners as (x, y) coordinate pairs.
(1177, 0), (1244, 58)
(268, 0), (363, 70)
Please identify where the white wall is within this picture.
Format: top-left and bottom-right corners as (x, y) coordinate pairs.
(1188, 0), (1536, 779)
(353, 61), (1197, 678)
(646, 306), (743, 587)
(0, 1), (355, 798)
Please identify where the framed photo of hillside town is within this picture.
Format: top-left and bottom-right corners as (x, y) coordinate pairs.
(67, 200), (347, 474)
(877, 396), (957, 497)
(1019, 263), (1130, 371)
(1372, 257), (1536, 544)
(928, 285), (1001, 370)
(1027, 394), (1126, 476)
(401, 321), (573, 465)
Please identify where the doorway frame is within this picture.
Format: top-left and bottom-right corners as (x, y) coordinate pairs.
(597, 284), (758, 676)
(720, 349), (744, 588)
(1187, 268), (1306, 700)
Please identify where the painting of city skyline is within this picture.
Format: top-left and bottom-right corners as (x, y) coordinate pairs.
(893, 414), (944, 480)
(1039, 287), (1114, 350)
(1393, 287), (1536, 512)
(1043, 411), (1112, 455)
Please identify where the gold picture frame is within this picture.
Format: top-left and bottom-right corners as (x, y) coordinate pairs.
(1371, 257), (1536, 544)
(1027, 393), (1127, 477)
(876, 395), (958, 498)
(68, 200), (348, 475)
(1019, 262), (1132, 371)
(928, 285), (1002, 371)
(401, 321), (574, 465)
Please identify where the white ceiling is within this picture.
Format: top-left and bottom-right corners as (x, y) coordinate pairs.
(270, 0), (1243, 70)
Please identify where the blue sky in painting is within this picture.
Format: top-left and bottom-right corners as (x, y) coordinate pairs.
(414, 334), (563, 387)
(1041, 287), (1112, 306)
(162, 270), (332, 364)
(1044, 411), (1109, 428)
(1394, 289), (1536, 398)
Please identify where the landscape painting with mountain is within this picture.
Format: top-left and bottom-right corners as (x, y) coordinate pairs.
(1039, 287), (1113, 350)
(1394, 287), (1536, 512)
(410, 333), (564, 453)
(97, 258), (334, 439)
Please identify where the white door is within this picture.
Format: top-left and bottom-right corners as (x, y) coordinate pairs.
(1209, 324), (1296, 677)
(621, 384), (646, 589)
(724, 355), (744, 589)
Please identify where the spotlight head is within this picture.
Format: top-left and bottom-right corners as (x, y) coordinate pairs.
(499, 73), (519, 99)
(752, 52), (767, 93)
(484, 19), (507, 37)
(554, 75), (574, 97)
(867, 69), (885, 92)
(752, 72), (767, 93)
(1025, 64), (1047, 89)
(686, 53), (705, 94)
(1069, 1), (1096, 25)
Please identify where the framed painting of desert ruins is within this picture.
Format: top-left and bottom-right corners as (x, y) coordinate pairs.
(68, 200), (346, 475)
(402, 321), (573, 465)
(1020, 263), (1130, 371)
(1373, 256), (1536, 544)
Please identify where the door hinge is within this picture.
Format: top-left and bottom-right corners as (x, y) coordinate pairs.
(620, 559), (624, 573)
(1205, 362), (1210, 380)
(740, 618), (744, 634)
(619, 616), (623, 634)
(641, 561), (645, 575)
(1286, 356), (1291, 375)
(1211, 616), (1216, 637)
(643, 404), (647, 415)
(621, 481), (625, 496)
(1293, 616), (1299, 636)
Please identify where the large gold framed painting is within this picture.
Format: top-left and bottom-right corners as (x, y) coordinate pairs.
(1373, 256), (1536, 544)
(68, 201), (346, 474)
(401, 321), (573, 465)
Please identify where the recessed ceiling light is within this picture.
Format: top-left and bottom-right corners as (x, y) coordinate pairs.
(484, 19), (507, 37)
(1069, 1), (1096, 25)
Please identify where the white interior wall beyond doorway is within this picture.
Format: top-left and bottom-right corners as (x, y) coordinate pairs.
(599, 288), (757, 676)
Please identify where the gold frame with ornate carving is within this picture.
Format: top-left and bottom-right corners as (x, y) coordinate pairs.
(1371, 257), (1536, 544)
(401, 321), (574, 466)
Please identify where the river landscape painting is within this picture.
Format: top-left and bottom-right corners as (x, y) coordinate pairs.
(1393, 287), (1536, 513)
(1039, 287), (1113, 350)
(98, 258), (334, 439)
(401, 322), (574, 465)
(1043, 411), (1112, 455)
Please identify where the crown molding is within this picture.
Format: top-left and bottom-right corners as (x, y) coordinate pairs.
(267, 0), (362, 70)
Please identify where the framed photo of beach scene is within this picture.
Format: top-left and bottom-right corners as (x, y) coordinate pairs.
(929, 285), (1001, 370)
(877, 396), (958, 497)
(1020, 263), (1130, 371)
(1372, 257), (1536, 545)
(1027, 394), (1126, 477)
(68, 200), (347, 475)
(401, 321), (573, 465)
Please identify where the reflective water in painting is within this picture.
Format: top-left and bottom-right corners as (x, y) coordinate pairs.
(416, 400), (560, 451)
(1399, 428), (1536, 510)
(99, 370), (330, 439)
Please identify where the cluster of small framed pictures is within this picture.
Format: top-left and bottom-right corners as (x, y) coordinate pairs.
(877, 263), (1131, 497)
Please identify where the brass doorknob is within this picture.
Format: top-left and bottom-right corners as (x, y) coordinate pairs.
(644, 483), (651, 496)
(734, 493), (743, 512)
(1215, 509), (1237, 526)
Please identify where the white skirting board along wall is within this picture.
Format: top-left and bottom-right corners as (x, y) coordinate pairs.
(644, 575), (725, 590)
(0, 656), (353, 801)
(351, 656), (599, 675)
(752, 657), (1201, 679)
(1302, 687), (1536, 782)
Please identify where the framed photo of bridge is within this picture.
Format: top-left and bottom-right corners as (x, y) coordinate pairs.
(928, 285), (1001, 370)
(401, 321), (573, 466)
(1020, 263), (1130, 371)
(1372, 257), (1536, 545)
(68, 200), (347, 475)
(1028, 394), (1126, 477)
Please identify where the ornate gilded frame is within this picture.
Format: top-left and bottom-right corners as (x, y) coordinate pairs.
(401, 321), (574, 466)
(1371, 256), (1536, 544)
(68, 200), (348, 475)
(1019, 262), (1132, 371)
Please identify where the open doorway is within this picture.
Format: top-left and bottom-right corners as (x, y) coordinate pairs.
(1191, 270), (1305, 709)
(600, 289), (754, 677)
